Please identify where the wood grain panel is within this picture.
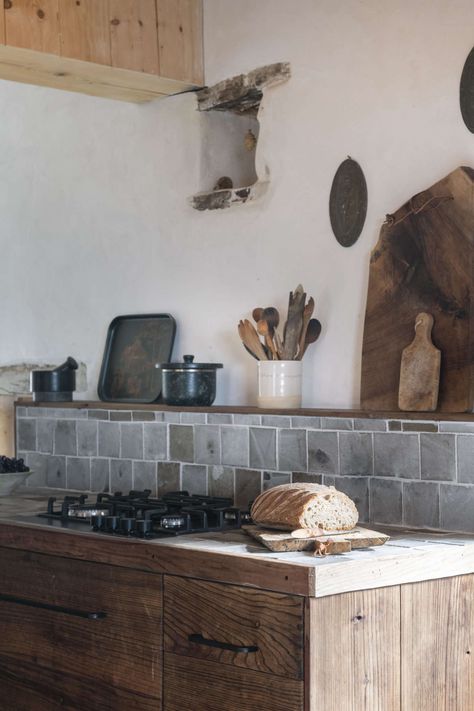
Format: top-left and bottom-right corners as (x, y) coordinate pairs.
(164, 576), (304, 679)
(309, 586), (401, 711)
(59, 0), (110, 65)
(164, 653), (304, 711)
(0, 548), (162, 702)
(5, 0), (59, 53)
(401, 575), (473, 711)
(109, 0), (159, 74)
(156, 0), (203, 84)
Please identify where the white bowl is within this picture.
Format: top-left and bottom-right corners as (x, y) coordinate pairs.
(0, 470), (33, 497)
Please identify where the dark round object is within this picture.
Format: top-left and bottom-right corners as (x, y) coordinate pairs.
(157, 355), (223, 407)
(329, 157), (368, 247)
(31, 357), (78, 402)
(120, 517), (136, 535)
(460, 46), (474, 133)
(106, 515), (119, 532)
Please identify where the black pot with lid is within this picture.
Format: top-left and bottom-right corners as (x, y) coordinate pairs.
(156, 355), (223, 406)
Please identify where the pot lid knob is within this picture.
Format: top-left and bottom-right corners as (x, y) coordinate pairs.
(183, 355), (195, 364)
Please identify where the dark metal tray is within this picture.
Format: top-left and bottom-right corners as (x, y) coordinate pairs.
(98, 314), (176, 403)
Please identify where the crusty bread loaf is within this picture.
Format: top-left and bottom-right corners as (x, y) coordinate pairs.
(250, 483), (358, 532)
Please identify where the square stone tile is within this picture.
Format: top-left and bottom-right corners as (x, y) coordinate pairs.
(456, 436), (474, 484)
(291, 416), (321, 429)
(373, 433), (419, 478)
(208, 466), (234, 499)
(440, 484), (474, 533)
(321, 417), (353, 431)
(388, 421), (402, 431)
(157, 462), (180, 495)
(110, 411), (132, 421)
(77, 420), (98, 457)
(45, 455), (67, 488)
(90, 458), (110, 492)
(23, 452), (48, 486)
(110, 459), (133, 492)
(221, 426), (249, 467)
(207, 413), (233, 424)
(261, 415), (291, 428)
(88, 410), (109, 420)
(132, 411), (156, 421)
(369, 479), (402, 525)
(234, 469), (261, 509)
(403, 481), (439, 529)
(439, 422), (474, 434)
(250, 427), (276, 470)
(278, 429), (307, 472)
(194, 425), (221, 465)
(353, 418), (387, 432)
(402, 422), (438, 433)
(67, 458), (90, 490)
(169, 425), (194, 462)
(263, 471), (291, 490)
(144, 423), (167, 461)
(182, 465), (208, 495)
(133, 461), (157, 496)
(331, 476), (369, 522)
(308, 431), (338, 475)
(17, 419), (36, 451)
(234, 414), (261, 426)
(339, 432), (373, 476)
(120, 423), (144, 460)
(98, 421), (120, 458)
(37, 418), (55, 454)
(54, 421), (77, 456)
(180, 412), (206, 424)
(420, 434), (455, 481)
(163, 412), (180, 423)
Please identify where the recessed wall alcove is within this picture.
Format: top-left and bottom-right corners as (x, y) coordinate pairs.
(191, 62), (291, 210)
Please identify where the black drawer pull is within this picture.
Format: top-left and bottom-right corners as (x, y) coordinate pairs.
(188, 633), (258, 654)
(0, 593), (106, 620)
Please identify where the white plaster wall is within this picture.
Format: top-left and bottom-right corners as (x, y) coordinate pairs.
(0, 0), (473, 407)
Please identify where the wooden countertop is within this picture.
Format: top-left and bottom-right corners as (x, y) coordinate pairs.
(1, 489), (473, 598)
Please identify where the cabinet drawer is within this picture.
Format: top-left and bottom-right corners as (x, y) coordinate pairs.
(0, 547), (162, 709)
(164, 652), (304, 711)
(164, 575), (304, 679)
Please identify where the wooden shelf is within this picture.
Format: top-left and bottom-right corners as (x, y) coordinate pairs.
(15, 399), (474, 422)
(0, 44), (199, 102)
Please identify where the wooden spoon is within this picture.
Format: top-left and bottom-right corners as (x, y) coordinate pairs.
(238, 320), (268, 360)
(252, 307), (264, 323)
(297, 297), (315, 359)
(257, 319), (279, 360)
(299, 318), (322, 358)
(262, 307), (280, 332)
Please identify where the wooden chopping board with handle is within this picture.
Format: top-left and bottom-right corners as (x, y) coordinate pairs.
(243, 525), (389, 553)
(398, 312), (441, 411)
(361, 166), (474, 412)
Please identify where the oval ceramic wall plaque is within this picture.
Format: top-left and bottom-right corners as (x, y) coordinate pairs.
(329, 157), (368, 247)
(460, 46), (474, 133)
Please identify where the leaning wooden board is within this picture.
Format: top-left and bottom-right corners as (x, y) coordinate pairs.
(243, 525), (389, 553)
(361, 166), (474, 412)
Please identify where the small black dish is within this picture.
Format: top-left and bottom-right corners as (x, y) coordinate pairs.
(31, 357), (78, 402)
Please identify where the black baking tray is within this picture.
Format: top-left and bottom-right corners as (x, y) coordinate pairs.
(98, 314), (176, 403)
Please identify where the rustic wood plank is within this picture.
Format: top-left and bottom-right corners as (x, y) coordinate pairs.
(4, 0), (60, 54)
(0, 548), (162, 701)
(109, 0), (159, 75)
(156, 0), (203, 84)
(361, 166), (474, 412)
(0, 43), (196, 103)
(59, 0), (111, 65)
(164, 653), (304, 711)
(164, 576), (304, 679)
(401, 576), (473, 710)
(309, 586), (401, 711)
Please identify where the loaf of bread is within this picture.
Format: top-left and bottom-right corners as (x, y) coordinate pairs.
(250, 483), (358, 532)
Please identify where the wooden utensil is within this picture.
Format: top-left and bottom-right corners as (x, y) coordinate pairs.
(243, 524), (389, 553)
(238, 320), (268, 361)
(398, 313), (441, 411)
(300, 318), (322, 358)
(296, 297), (315, 360)
(257, 319), (279, 360)
(281, 285), (306, 360)
(252, 307), (264, 323)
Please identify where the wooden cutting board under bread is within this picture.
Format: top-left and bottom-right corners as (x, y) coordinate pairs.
(243, 525), (389, 555)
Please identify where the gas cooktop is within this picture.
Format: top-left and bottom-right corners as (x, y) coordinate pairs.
(36, 490), (249, 539)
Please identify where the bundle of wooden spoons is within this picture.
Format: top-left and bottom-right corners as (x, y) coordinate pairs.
(238, 285), (322, 360)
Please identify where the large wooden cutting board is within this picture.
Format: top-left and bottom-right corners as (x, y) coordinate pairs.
(243, 525), (389, 553)
(361, 166), (474, 412)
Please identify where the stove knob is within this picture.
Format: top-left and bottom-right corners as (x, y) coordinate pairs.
(120, 517), (136, 535)
(136, 519), (153, 537)
(106, 515), (119, 532)
(91, 514), (106, 530)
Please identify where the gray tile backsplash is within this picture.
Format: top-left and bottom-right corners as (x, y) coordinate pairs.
(16, 406), (474, 532)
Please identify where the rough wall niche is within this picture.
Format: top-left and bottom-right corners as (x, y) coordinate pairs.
(191, 62), (291, 211)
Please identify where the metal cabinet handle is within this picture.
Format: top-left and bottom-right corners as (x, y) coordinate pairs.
(188, 633), (258, 654)
(0, 593), (106, 620)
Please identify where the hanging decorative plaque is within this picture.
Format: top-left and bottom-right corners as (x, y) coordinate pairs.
(329, 157), (368, 247)
(460, 46), (474, 133)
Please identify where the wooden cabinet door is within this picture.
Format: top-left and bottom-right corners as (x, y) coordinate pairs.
(401, 575), (473, 711)
(163, 575), (304, 711)
(0, 547), (163, 711)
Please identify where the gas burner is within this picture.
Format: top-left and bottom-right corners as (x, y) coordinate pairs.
(38, 490), (248, 539)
